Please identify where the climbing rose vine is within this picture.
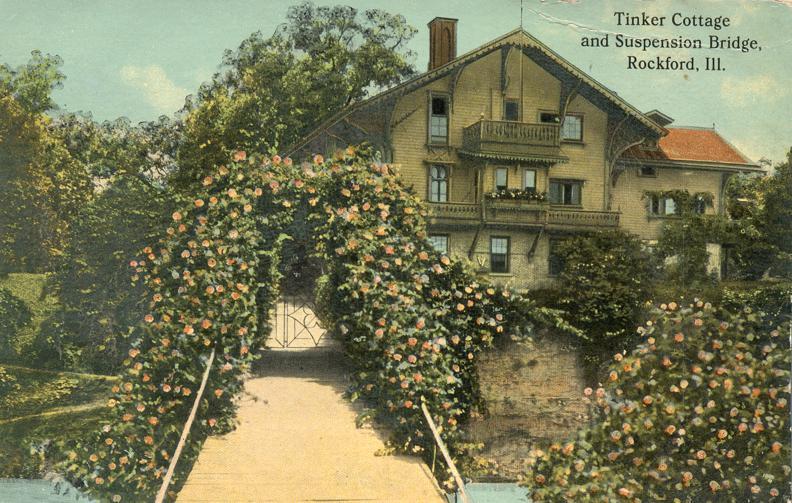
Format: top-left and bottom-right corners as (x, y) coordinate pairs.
(60, 153), (296, 501)
(523, 301), (790, 502)
(309, 148), (564, 488)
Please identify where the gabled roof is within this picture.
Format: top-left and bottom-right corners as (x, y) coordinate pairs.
(289, 28), (665, 154)
(622, 127), (761, 170)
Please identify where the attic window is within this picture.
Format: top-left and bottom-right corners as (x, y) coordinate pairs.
(504, 99), (520, 121)
(639, 166), (658, 177)
(430, 95), (449, 144)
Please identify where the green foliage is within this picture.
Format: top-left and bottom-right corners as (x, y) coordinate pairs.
(655, 214), (729, 286)
(725, 151), (792, 280)
(173, 1), (416, 191)
(26, 113), (181, 372)
(37, 175), (175, 372)
(552, 230), (654, 356)
(0, 53), (93, 274)
(309, 148), (571, 488)
(0, 365), (19, 395)
(0, 366), (116, 478)
(0, 50), (65, 114)
(0, 288), (32, 357)
(721, 282), (792, 329)
(60, 152), (293, 501)
(524, 302), (790, 502)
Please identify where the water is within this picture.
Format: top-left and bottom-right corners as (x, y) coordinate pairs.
(0, 479), (94, 503)
(447, 482), (531, 503)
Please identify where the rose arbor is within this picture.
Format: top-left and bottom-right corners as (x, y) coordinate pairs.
(62, 148), (555, 501)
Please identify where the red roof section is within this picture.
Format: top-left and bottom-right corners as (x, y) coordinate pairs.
(624, 127), (755, 166)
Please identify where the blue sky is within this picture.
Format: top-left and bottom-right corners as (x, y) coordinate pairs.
(1, 0), (790, 163)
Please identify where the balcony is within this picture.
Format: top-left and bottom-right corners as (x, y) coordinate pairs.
(427, 201), (620, 230)
(461, 120), (565, 162)
(547, 208), (620, 228)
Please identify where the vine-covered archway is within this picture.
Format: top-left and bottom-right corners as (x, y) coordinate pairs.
(60, 147), (559, 502)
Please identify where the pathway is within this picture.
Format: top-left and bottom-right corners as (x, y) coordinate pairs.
(178, 347), (445, 503)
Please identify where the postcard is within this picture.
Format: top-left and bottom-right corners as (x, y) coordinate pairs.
(1, 1), (790, 502)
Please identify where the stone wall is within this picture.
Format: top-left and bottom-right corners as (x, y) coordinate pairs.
(467, 335), (589, 479)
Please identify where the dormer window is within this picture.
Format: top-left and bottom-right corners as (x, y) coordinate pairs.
(430, 94), (449, 144)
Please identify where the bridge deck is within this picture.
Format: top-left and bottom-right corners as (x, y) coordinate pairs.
(178, 348), (445, 503)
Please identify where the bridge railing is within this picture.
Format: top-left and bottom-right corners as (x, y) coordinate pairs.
(154, 348), (216, 503)
(420, 397), (472, 503)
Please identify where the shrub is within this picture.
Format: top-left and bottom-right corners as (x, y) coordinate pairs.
(0, 287), (32, 357)
(551, 230), (654, 371)
(524, 301), (790, 502)
(721, 282), (792, 329)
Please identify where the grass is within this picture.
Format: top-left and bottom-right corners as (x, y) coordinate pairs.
(0, 273), (59, 358)
(0, 406), (110, 478)
(0, 365), (117, 421)
(0, 365), (116, 478)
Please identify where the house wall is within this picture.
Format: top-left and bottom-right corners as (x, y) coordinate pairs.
(612, 166), (723, 239)
(391, 48), (611, 213)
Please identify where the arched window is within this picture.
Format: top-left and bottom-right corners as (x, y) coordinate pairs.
(429, 165), (448, 202)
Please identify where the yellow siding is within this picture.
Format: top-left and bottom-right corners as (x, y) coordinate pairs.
(388, 41), (726, 289)
(612, 167), (723, 239)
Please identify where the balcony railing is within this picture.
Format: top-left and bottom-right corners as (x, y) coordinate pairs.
(461, 120), (561, 159)
(547, 209), (620, 228)
(428, 201), (620, 229)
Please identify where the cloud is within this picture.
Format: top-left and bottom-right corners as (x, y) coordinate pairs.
(720, 74), (787, 107)
(119, 64), (188, 113)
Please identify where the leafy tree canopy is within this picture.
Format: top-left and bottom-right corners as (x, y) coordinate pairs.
(173, 2), (417, 191)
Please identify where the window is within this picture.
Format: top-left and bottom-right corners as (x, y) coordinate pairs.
(429, 165), (448, 202)
(430, 95), (449, 144)
(540, 112), (583, 141)
(504, 99), (519, 121)
(490, 237), (510, 273)
(428, 235), (449, 254)
(548, 239), (565, 276)
(639, 165), (658, 177)
(561, 115), (583, 141)
(692, 196), (707, 215)
(523, 169), (537, 192)
(649, 196), (678, 216)
(495, 167), (508, 191)
(549, 180), (582, 205)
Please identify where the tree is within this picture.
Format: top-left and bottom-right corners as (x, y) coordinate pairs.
(0, 52), (93, 273)
(725, 149), (792, 280)
(172, 2), (416, 191)
(37, 114), (178, 371)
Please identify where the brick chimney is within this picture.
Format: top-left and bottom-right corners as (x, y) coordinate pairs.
(428, 17), (457, 70)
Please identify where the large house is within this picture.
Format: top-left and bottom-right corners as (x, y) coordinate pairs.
(291, 18), (761, 290)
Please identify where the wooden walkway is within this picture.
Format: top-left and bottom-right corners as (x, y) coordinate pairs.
(178, 348), (445, 503)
